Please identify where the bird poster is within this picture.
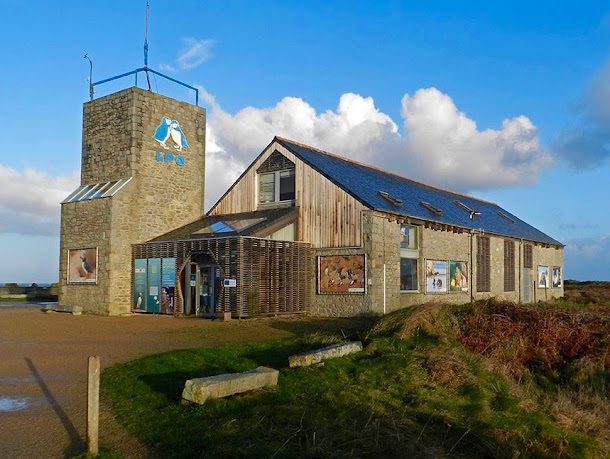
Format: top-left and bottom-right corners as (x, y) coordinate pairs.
(67, 248), (98, 284)
(318, 255), (366, 294)
(425, 259), (448, 294)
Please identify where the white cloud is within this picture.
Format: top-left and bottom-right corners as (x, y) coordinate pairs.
(202, 86), (552, 209)
(0, 166), (78, 236)
(177, 38), (215, 70)
(159, 38), (215, 73)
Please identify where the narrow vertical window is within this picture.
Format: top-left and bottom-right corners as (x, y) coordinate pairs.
(504, 240), (515, 292)
(258, 173), (275, 204)
(400, 224), (419, 291)
(523, 244), (533, 269)
(279, 170), (295, 201)
(476, 236), (490, 292)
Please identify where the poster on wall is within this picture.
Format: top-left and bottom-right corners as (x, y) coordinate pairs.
(318, 255), (365, 294)
(425, 260), (448, 294)
(552, 266), (562, 288)
(538, 265), (549, 288)
(147, 258), (161, 313)
(67, 248), (98, 284)
(449, 261), (468, 292)
(161, 258), (176, 314)
(133, 259), (147, 310)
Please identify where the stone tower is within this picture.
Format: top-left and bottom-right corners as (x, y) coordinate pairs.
(59, 87), (205, 315)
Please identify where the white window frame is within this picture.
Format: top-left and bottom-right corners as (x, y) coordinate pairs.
(400, 224), (420, 292)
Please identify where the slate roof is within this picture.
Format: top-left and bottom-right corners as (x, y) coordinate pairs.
(275, 137), (562, 246)
(149, 207), (298, 242)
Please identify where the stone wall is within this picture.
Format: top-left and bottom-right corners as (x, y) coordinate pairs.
(310, 210), (564, 317)
(59, 87), (206, 315)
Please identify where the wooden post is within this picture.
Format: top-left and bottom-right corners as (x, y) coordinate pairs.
(87, 356), (100, 454)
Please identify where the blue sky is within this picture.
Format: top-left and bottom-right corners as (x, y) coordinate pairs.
(1, 0), (610, 282)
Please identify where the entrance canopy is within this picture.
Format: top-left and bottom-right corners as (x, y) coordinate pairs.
(148, 207), (297, 242)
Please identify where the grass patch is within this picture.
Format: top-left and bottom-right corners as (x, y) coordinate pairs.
(102, 304), (608, 458)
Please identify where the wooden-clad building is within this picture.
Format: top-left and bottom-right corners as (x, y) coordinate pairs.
(58, 87), (563, 317)
(136, 136), (564, 318)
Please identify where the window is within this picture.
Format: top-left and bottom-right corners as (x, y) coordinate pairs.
(400, 224), (419, 291)
(379, 191), (404, 207)
(524, 244), (533, 268)
(400, 224), (418, 249)
(504, 240), (515, 292)
(476, 236), (490, 292)
(420, 201), (443, 215)
(400, 258), (418, 291)
(279, 170), (295, 201)
(258, 170), (295, 204)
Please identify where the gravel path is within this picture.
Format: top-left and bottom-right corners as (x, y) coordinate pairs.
(0, 305), (355, 458)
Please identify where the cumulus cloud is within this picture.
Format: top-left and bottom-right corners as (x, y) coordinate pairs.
(564, 235), (610, 280)
(0, 166), (78, 236)
(203, 86), (552, 207)
(554, 61), (610, 168)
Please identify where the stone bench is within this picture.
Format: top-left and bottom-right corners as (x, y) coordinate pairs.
(182, 366), (279, 405)
(288, 341), (363, 368)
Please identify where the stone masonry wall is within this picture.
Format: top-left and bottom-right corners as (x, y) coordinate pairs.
(60, 87), (206, 315)
(59, 198), (112, 314)
(310, 210), (564, 317)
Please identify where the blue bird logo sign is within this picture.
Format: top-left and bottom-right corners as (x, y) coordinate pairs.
(153, 116), (189, 152)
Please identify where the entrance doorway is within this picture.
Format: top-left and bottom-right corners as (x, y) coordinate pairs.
(185, 253), (221, 317)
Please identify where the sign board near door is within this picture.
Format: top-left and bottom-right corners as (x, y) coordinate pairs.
(223, 279), (237, 288)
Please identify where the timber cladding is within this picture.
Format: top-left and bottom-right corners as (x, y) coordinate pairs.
(133, 237), (311, 318)
(209, 142), (368, 248)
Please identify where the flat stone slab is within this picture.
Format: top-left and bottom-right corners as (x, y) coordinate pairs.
(42, 305), (82, 315)
(288, 341), (363, 368)
(182, 366), (278, 405)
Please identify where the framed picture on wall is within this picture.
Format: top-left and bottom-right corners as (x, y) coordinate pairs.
(537, 265), (549, 288)
(318, 255), (366, 294)
(425, 259), (448, 294)
(67, 248), (98, 284)
(552, 266), (562, 288)
(449, 261), (468, 292)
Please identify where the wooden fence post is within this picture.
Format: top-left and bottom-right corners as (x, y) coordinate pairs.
(87, 356), (100, 454)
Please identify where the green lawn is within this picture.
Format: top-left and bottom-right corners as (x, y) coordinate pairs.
(102, 303), (608, 458)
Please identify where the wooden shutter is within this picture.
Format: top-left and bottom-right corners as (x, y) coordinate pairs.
(504, 240), (515, 292)
(476, 236), (491, 292)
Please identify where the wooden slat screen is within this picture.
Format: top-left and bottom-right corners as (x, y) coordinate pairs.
(476, 236), (491, 292)
(504, 240), (515, 292)
(133, 237), (311, 318)
(523, 244), (533, 268)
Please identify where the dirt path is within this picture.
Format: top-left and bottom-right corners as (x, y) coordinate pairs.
(0, 305), (359, 458)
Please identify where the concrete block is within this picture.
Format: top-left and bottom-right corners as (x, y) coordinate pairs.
(288, 341), (363, 368)
(182, 366), (279, 405)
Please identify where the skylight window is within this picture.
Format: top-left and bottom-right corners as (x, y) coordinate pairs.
(420, 201), (443, 215)
(379, 191), (404, 207)
(453, 199), (480, 220)
(496, 210), (515, 223)
(61, 178), (132, 203)
(453, 199), (474, 213)
(208, 221), (234, 233)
